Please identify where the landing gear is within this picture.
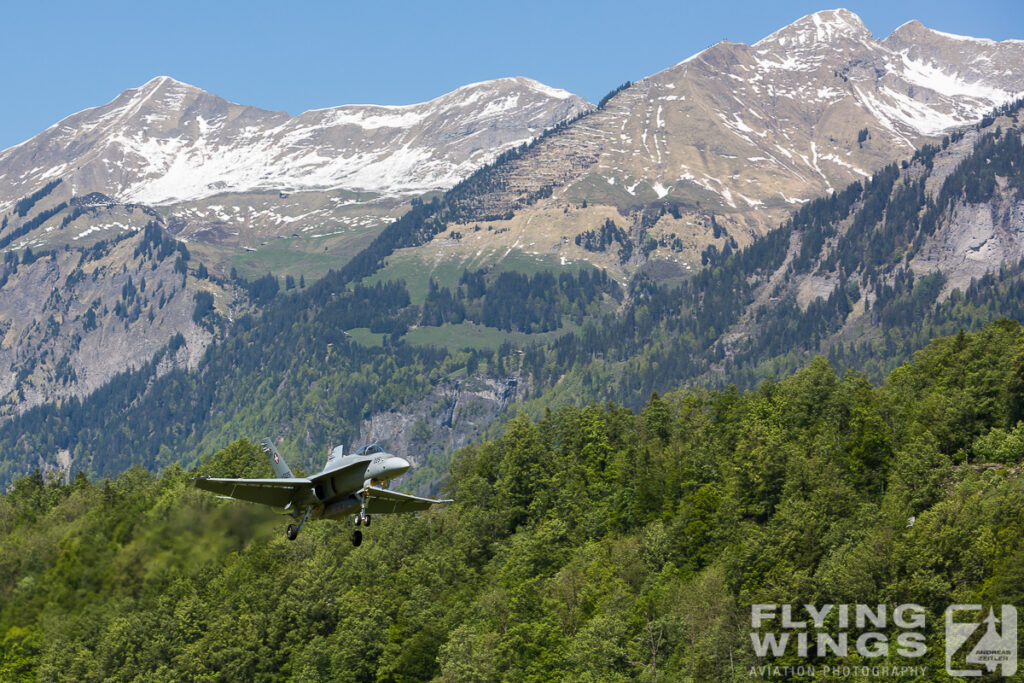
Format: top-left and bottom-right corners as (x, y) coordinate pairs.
(285, 505), (313, 541)
(353, 510), (372, 527)
(353, 489), (373, 528)
(348, 490), (372, 547)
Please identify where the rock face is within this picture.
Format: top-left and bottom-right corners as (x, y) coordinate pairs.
(718, 105), (1024, 370)
(421, 9), (1024, 280)
(0, 227), (239, 416)
(357, 374), (522, 495)
(909, 130), (1024, 295)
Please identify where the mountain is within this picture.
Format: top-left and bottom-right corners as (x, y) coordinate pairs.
(0, 76), (590, 206)
(2, 99), (1022, 490)
(0, 76), (589, 417)
(1, 10), (1024, 484)
(381, 9), (1024, 283)
(0, 76), (591, 275)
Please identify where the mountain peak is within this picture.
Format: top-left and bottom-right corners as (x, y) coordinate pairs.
(755, 8), (873, 48)
(507, 76), (577, 101)
(142, 75), (188, 87)
(134, 75), (203, 96)
(446, 76), (578, 103)
(113, 76), (211, 116)
(884, 19), (1021, 48)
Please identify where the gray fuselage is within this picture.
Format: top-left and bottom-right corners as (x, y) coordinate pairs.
(308, 449), (410, 520)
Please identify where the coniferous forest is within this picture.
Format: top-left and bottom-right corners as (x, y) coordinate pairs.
(2, 321), (1024, 680)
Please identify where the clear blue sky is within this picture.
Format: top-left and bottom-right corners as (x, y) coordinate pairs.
(2, 0), (1021, 150)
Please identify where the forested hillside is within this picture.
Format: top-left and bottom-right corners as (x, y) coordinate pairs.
(0, 277), (459, 485)
(2, 321), (1023, 681)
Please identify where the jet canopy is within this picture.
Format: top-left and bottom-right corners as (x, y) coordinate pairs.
(355, 444), (384, 456)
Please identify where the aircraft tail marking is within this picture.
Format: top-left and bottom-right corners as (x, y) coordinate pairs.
(260, 438), (294, 479)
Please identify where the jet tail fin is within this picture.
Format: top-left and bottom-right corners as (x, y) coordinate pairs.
(326, 444), (345, 469)
(260, 438), (294, 479)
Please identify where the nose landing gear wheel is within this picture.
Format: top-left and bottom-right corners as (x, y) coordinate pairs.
(363, 514), (371, 527)
(286, 524), (299, 541)
(350, 529), (362, 547)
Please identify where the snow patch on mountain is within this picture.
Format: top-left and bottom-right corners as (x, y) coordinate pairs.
(898, 54), (1016, 103)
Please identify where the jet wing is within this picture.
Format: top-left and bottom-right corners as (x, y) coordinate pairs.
(194, 476), (312, 508)
(364, 486), (453, 514)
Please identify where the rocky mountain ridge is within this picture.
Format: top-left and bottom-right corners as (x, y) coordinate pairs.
(0, 75), (591, 416)
(0, 76), (591, 275)
(0, 76), (590, 206)
(398, 9), (1024, 282)
(712, 100), (1024, 382)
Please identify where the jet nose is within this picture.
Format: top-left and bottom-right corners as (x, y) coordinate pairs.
(390, 457), (411, 476)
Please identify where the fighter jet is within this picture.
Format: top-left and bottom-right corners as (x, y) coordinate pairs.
(194, 439), (452, 546)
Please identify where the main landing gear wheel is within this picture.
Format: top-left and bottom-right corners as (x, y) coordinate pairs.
(350, 529), (362, 547)
(286, 506), (312, 541)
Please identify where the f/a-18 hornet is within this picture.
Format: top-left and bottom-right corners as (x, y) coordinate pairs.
(194, 439), (452, 546)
